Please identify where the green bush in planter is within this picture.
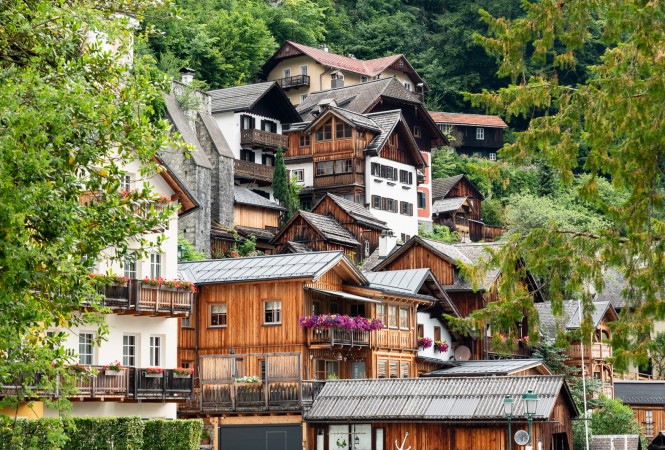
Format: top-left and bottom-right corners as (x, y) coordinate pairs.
(143, 419), (203, 450)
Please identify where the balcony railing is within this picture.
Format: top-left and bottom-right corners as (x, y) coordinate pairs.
(97, 280), (193, 316)
(374, 329), (414, 350)
(240, 129), (289, 150)
(307, 327), (370, 347)
(234, 159), (274, 184)
(2, 367), (193, 402)
(568, 343), (613, 360)
(275, 75), (310, 90)
(194, 353), (324, 413)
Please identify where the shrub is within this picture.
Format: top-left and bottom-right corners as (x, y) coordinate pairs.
(143, 419), (203, 450)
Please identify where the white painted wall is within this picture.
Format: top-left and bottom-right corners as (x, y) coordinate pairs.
(365, 155), (419, 239)
(286, 161), (314, 187)
(44, 402), (177, 419)
(417, 311), (453, 361)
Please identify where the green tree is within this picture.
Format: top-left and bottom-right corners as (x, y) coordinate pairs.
(649, 332), (665, 379)
(461, 0), (665, 369)
(177, 237), (206, 261)
(273, 147), (289, 208)
(590, 397), (642, 436)
(0, 0), (178, 415)
(265, 0), (328, 46)
(419, 225), (459, 244)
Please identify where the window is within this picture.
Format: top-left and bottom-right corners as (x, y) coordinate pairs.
(433, 326), (442, 342)
(399, 170), (413, 185)
(181, 315), (191, 328)
(377, 304), (386, 324)
(389, 133), (398, 146)
(438, 124), (453, 134)
(400, 201), (413, 216)
(123, 253), (136, 279)
(489, 152), (497, 161)
(417, 324), (424, 339)
(123, 334), (136, 367)
(382, 198), (397, 213)
(262, 154), (275, 167)
(335, 122), (352, 139)
(342, 194), (354, 202)
(181, 361), (192, 369)
(240, 149), (255, 162)
(476, 127), (485, 140)
(264, 300), (282, 324)
(388, 305), (397, 328)
(417, 191), (426, 209)
(261, 120), (277, 133)
(389, 361), (398, 378)
(400, 361), (410, 378)
(240, 115), (255, 130)
(381, 165), (396, 181)
(79, 332), (93, 365)
(316, 161), (334, 176)
(315, 123), (333, 141)
(413, 125), (422, 138)
(300, 94), (308, 103)
(371, 163), (381, 177)
(350, 304), (366, 317)
(377, 360), (387, 378)
(150, 336), (161, 366)
(355, 193), (365, 205)
(375, 429), (385, 450)
(335, 159), (353, 173)
(360, 75), (369, 83)
(290, 169), (304, 182)
(404, 82), (412, 91)
(121, 174), (131, 191)
(283, 68), (291, 78)
(646, 410), (654, 436)
(300, 65), (308, 76)
(364, 240), (370, 257)
(299, 134), (310, 147)
(399, 307), (409, 329)
(315, 360), (339, 380)
(150, 253), (161, 278)
(210, 304), (227, 327)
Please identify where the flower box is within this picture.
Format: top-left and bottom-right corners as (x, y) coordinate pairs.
(173, 373), (191, 379)
(105, 369), (122, 376)
(145, 372), (163, 378)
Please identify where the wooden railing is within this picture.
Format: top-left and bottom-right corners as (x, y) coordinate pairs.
(97, 280), (193, 316)
(374, 329), (415, 350)
(195, 353), (323, 413)
(275, 75), (310, 90)
(132, 368), (194, 401)
(240, 129), (289, 150)
(234, 159), (274, 183)
(313, 173), (364, 188)
(307, 328), (370, 347)
(75, 366), (130, 398)
(568, 343), (613, 360)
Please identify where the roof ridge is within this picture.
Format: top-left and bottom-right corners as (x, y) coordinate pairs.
(177, 249), (344, 265)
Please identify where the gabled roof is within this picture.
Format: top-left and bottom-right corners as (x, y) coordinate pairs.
(432, 197), (468, 215)
(263, 41), (425, 87)
(613, 381), (665, 405)
(303, 106), (382, 134)
(164, 94), (212, 169)
(304, 375), (576, 422)
(153, 155), (199, 218)
(430, 111), (508, 128)
(315, 194), (388, 230)
(364, 268), (432, 295)
(432, 175), (485, 201)
(197, 111), (235, 159)
(423, 359), (552, 377)
(298, 211), (360, 246)
(207, 82), (301, 122)
(178, 251), (367, 285)
(364, 110), (426, 168)
(234, 225), (275, 242)
(593, 268), (628, 310)
(534, 300), (618, 339)
(234, 186), (286, 211)
(591, 435), (643, 450)
(283, 241), (313, 253)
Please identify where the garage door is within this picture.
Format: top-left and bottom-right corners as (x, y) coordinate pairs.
(219, 424), (302, 450)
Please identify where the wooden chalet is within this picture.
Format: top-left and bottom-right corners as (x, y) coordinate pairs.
(304, 376), (578, 450)
(177, 252), (438, 449)
(371, 237), (543, 360)
(431, 174), (504, 242)
(614, 381), (665, 442)
(535, 300), (618, 398)
(430, 111), (508, 160)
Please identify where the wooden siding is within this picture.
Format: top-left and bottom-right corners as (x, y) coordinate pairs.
(379, 243), (455, 286)
(233, 204), (281, 229)
(444, 178), (482, 220)
(454, 125), (503, 150)
(632, 406), (665, 439)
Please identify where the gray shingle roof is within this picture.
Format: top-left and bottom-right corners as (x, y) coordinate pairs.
(198, 111), (235, 159)
(208, 82), (276, 113)
(284, 241), (313, 253)
(164, 94), (213, 169)
(363, 269), (432, 295)
(300, 211), (360, 246)
(323, 194), (388, 230)
(178, 251), (350, 285)
(235, 225), (275, 241)
(304, 376), (570, 422)
(594, 268), (628, 309)
(614, 381), (665, 405)
(423, 359), (549, 377)
(234, 187), (286, 211)
(364, 110), (403, 154)
(296, 78), (422, 121)
(534, 300), (615, 339)
(432, 197), (467, 215)
(590, 435), (642, 450)
(328, 107), (381, 132)
(432, 175), (464, 200)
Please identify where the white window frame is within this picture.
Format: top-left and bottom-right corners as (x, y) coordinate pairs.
(476, 127), (485, 140)
(413, 125), (422, 138)
(283, 68), (291, 78)
(121, 174), (132, 192)
(404, 82), (411, 91)
(150, 253), (162, 278)
(300, 94), (308, 103)
(123, 334), (137, 367)
(149, 335), (162, 367)
(264, 300), (282, 324)
(79, 332), (94, 365)
(123, 252), (136, 279)
(489, 152), (497, 161)
(290, 169), (305, 183)
(360, 75), (369, 83)
(210, 303), (227, 327)
(300, 65), (308, 76)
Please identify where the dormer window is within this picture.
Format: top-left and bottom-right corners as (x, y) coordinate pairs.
(299, 134), (311, 147)
(404, 82), (412, 91)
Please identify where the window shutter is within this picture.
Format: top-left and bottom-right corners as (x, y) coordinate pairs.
(409, 203), (413, 216)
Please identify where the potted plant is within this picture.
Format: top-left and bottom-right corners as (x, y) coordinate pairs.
(173, 367), (194, 378)
(145, 367), (164, 378)
(327, 374), (339, 380)
(418, 337), (433, 349)
(103, 360), (123, 376)
(234, 375), (261, 385)
(336, 437), (347, 449)
(200, 428), (211, 445)
(433, 340), (449, 353)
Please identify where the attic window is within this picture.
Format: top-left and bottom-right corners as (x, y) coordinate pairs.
(413, 125), (422, 138)
(335, 123), (352, 139)
(398, 59), (404, 69)
(315, 123), (333, 141)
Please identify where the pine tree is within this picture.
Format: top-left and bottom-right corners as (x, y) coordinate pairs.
(273, 147), (288, 207)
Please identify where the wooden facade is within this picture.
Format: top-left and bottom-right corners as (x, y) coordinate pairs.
(233, 203), (280, 229)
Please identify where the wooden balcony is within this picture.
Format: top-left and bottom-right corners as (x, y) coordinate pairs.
(374, 329), (414, 350)
(234, 159), (274, 184)
(568, 343), (613, 361)
(193, 353), (324, 413)
(313, 173), (364, 188)
(275, 74), (310, 90)
(240, 129), (289, 150)
(307, 328), (370, 347)
(131, 368), (194, 401)
(97, 279), (193, 317)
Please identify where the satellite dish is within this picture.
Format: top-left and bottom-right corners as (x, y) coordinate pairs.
(454, 346), (471, 361)
(514, 430), (530, 446)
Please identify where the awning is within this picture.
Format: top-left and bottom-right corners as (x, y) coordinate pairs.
(304, 287), (381, 304)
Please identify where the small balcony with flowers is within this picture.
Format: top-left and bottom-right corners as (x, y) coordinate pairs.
(300, 314), (385, 348)
(89, 274), (195, 317)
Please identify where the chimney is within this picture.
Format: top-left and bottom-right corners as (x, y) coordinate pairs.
(179, 67), (196, 85)
(321, 44), (329, 52)
(378, 230), (397, 258)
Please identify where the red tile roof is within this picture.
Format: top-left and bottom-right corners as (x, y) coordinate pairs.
(429, 111), (508, 128)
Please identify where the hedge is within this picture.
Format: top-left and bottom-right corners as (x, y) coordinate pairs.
(0, 417), (204, 450)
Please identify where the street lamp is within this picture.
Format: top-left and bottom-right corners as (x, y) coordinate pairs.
(522, 389), (539, 446)
(503, 395), (513, 450)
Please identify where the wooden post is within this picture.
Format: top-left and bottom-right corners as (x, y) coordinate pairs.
(264, 356), (269, 410)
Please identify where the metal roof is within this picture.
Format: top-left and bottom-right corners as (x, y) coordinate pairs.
(614, 381), (665, 405)
(304, 376), (570, 422)
(423, 359), (550, 377)
(178, 251), (353, 285)
(432, 197), (467, 215)
(590, 435), (642, 450)
(363, 269), (431, 295)
(234, 187), (286, 211)
(305, 287), (380, 304)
